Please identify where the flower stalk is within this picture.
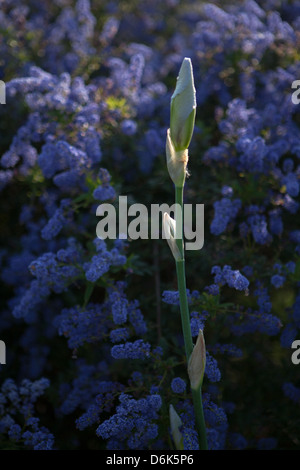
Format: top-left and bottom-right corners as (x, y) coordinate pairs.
(165, 57), (208, 450)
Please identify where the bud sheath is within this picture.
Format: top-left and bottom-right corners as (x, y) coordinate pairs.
(163, 212), (182, 261)
(166, 129), (189, 187)
(169, 404), (184, 450)
(188, 329), (206, 390)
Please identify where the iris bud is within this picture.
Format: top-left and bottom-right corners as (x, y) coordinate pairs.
(166, 58), (196, 187)
(188, 329), (206, 390)
(170, 57), (196, 152)
(169, 404), (184, 450)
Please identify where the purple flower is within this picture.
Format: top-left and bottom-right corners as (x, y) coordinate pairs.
(271, 274), (285, 288)
(111, 340), (151, 360)
(210, 198), (241, 235)
(171, 377), (186, 394)
(121, 119), (138, 136)
(93, 185), (116, 201)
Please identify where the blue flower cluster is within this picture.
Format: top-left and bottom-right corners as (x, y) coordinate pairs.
(96, 393), (162, 450)
(211, 265), (249, 292)
(1, 0), (300, 451)
(0, 378), (54, 450)
(210, 197), (242, 236)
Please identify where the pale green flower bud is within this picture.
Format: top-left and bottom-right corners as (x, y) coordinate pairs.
(163, 212), (182, 261)
(188, 329), (206, 390)
(169, 404), (184, 450)
(170, 57), (196, 152)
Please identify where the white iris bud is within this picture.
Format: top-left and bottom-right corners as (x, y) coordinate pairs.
(170, 58), (196, 152)
(169, 404), (184, 450)
(188, 329), (206, 390)
(166, 58), (196, 188)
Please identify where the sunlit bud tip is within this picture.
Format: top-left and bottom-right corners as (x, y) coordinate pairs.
(170, 57), (196, 152)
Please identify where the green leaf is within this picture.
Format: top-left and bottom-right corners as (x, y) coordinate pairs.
(83, 282), (95, 308)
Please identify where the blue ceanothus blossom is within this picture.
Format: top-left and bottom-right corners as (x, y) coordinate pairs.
(0, 0), (299, 451)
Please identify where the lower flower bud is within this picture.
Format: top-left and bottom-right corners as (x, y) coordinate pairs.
(188, 329), (206, 390)
(169, 404), (184, 450)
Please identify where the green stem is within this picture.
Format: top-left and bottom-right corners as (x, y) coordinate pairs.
(192, 387), (208, 450)
(175, 185), (208, 450)
(176, 259), (193, 359)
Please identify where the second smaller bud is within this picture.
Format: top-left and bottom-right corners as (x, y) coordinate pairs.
(188, 329), (206, 390)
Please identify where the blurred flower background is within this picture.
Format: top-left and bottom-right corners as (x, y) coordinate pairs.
(0, 0), (300, 450)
